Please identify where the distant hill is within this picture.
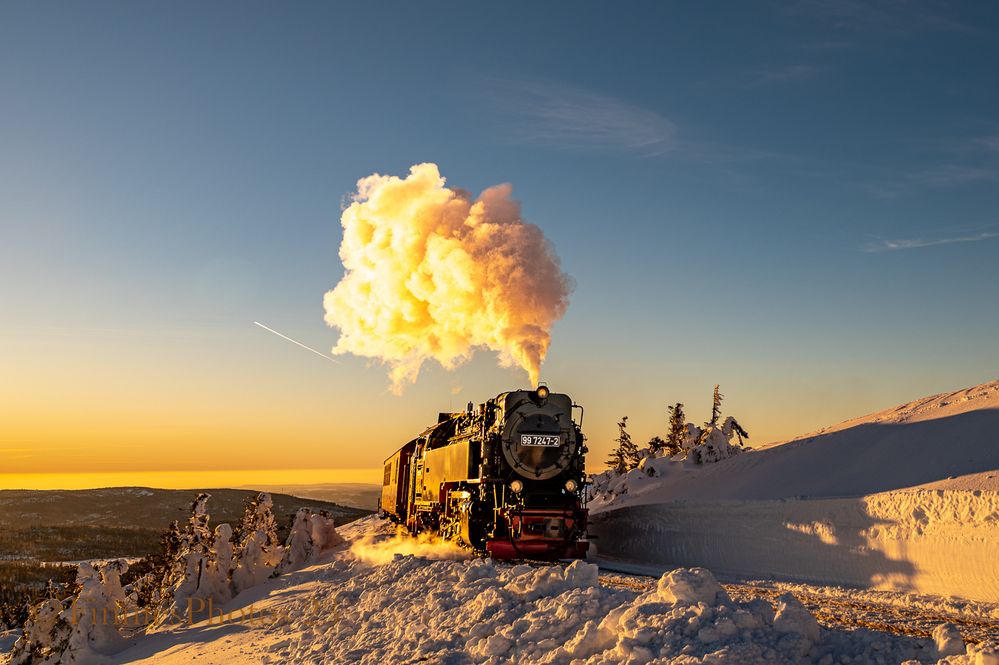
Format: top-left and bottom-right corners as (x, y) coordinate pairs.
(239, 482), (381, 512)
(0, 487), (370, 536)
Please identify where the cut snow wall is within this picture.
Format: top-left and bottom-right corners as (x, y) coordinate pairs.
(589, 489), (999, 603)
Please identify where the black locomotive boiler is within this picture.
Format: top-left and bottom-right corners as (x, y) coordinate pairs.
(380, 386), (588, 559)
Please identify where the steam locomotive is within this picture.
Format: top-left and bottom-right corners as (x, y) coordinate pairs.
(380, 386), (588, 559)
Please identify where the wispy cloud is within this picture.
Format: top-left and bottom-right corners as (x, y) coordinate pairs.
(973, 135), (999, 152)
(490, 81), (676, 155)
(862, 229), (999, 252)
(907, 165), (999, 187)
(861, 162), (999, 199)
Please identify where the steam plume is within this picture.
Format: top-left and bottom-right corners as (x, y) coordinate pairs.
(323, 163), (571, 393)
(349, 531), (469, 565)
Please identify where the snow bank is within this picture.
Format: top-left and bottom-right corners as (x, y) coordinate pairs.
(589, 488), (999, 603)
(750, 578), (999, 624)
(97, 516), (996, 665)
(588, 381), (999, 603)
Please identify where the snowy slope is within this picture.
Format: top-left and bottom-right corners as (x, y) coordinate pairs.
(587, 381), (999, 603)
(82, 516), (995, 665)
(593, 380), (999, 506)
(589, 489), (999, 602)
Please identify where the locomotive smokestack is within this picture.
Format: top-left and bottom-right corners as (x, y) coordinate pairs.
(323, 163), (571, 393)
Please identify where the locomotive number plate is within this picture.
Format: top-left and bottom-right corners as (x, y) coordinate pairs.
(520, 434), (562, 447)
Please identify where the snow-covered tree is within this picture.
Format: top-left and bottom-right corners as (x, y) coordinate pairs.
(664, 402), (686, 457)
(708, 385), (723, 428)
(278, 509), (315, 573)
(727, 416), (750, 446)
(646, 435), (667, 457)
(157, 494), (213, 622)
(65, 561), (131, 658)
(7, 596), (68, 665)
(9, 560), (132, 665)
(154, 493), (237, 625)
(680, 422), (703, 455)
(277, 509), (345, 574)
(232, 493), (282, 593)
(310, 510), (345, 553)
(646, 403), (686, 459)
(605, 416), (640, 473)
(686, 417), (748, 464)
(204, 523), (234, 605)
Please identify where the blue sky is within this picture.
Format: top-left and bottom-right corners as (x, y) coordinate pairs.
(2, 1), (998, 476)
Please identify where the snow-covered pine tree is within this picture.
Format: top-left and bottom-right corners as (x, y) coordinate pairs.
(204, 523), (234, 605)
(681, 422), (703, 456)
(159, 520), (183, 576)
(276, 508), (345, 574)
(63, 561), (131, 659)
(605, 445), (627, 475)
(7, 568), (86, 665)
(174, 493), (212, 601)
(156, 493), (216, 625)
(606, 416), (640, 473)
(664, 402), (686, 457)
(625, 424), (643, 470)
(7, 595), (66, 665)
(683, 415), (748, 464)
(276, 509), (315, 573)
(232, 492), (282, 593)
(709, 385), (723, 428)
(647, 435), (667, 456)
(310, 510), (344, 553)
(727, 416), (750, 446)
(10, 560), (133, 665)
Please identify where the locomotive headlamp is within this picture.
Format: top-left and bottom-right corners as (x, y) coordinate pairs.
(510, 480), (524, 493)
(564, 479), (578, 493)
(536, 385), (550, 400)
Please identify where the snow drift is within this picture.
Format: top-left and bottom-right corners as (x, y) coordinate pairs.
(590, 489), (999, 602)
(593, 380), (999, 506)
(589, 381), (999, 603)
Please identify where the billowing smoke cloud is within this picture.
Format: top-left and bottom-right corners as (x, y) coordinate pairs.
(323, 163), (571, 393)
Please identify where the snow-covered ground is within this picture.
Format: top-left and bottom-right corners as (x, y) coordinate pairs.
(597, 570), (999, 645)
(588, 381), (999, 604)
(56, 516), (990, 664)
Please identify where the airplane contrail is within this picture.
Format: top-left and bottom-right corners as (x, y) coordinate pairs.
(253, 321), (339, 363)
